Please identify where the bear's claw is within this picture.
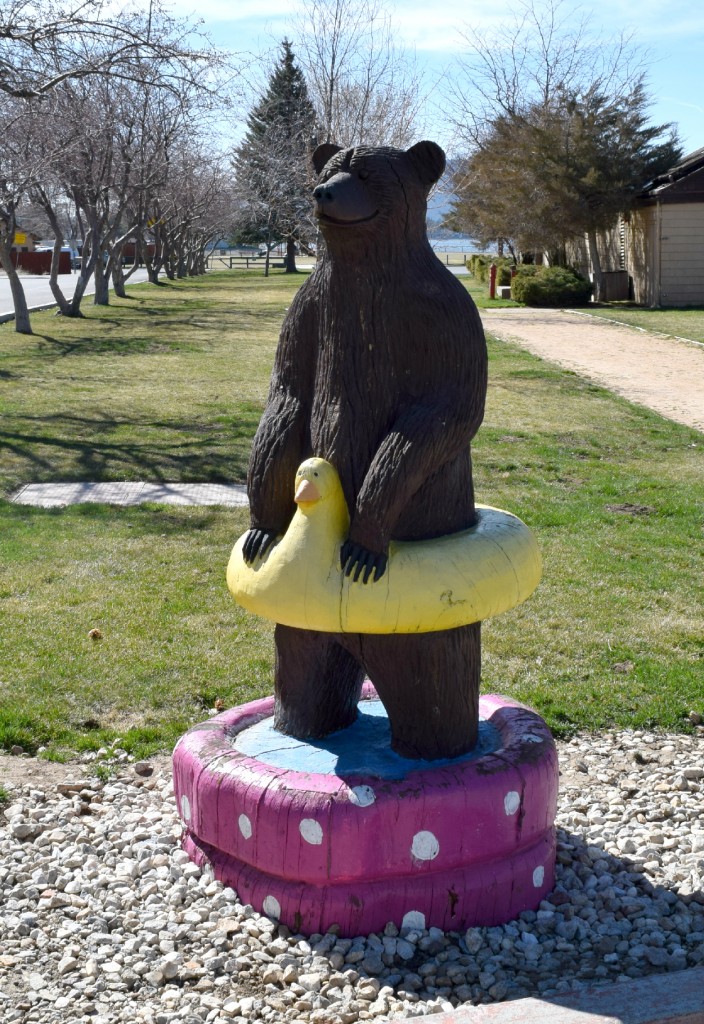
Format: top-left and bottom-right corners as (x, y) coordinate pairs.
(243, 528), (278, 565)
(340, 540), (388, 584)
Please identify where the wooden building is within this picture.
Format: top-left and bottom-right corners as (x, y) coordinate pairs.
(567, 147), (704, 307)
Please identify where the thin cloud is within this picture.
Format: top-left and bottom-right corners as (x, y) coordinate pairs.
(165, 0), (293, 22)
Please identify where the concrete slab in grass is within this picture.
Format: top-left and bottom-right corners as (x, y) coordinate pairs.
(10, 481), (249, 508)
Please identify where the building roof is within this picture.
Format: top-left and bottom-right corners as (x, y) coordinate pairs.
(641, 147), (704, 201)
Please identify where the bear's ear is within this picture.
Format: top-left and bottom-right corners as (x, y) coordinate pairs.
(406, 140), (446, 187)
(312, 143), (342, 175)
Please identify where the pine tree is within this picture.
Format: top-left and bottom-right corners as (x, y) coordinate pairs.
(448, 79), (681, 297)
(233, 40), (319, 274)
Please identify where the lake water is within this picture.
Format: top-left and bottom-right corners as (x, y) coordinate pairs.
(429, 236), (482, 253)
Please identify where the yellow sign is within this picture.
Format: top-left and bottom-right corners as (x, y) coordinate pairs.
(13, 232), (27, 245)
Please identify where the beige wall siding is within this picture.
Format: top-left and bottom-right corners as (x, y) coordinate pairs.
(545, 200), (703, 307)
(564, 235), (589, 277)
(627, 207), (657, 305)
(628, 203), (704, 306)
(566, 227), (623, 279)
(659, 204), (704, 306)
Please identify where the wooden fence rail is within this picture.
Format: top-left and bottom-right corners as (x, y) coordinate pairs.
(206, 251), (472, 271)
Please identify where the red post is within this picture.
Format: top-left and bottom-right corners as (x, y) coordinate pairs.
(489, 262), (497, 299)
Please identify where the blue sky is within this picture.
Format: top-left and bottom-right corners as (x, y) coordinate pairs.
(177, 0), (703, 157)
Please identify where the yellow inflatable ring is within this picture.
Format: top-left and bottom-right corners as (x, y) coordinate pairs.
(227, 458), (541, 634)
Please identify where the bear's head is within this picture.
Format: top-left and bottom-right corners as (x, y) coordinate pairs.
(311, 141), (445, 257)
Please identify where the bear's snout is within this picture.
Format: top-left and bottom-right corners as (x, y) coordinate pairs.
(313, 172), (378, 226)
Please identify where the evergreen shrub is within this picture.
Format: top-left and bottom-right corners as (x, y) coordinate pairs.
(496, 264), (513, 287)
(512, 266), (592, 306)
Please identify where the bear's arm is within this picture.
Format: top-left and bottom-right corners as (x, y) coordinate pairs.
(348, 347), (487, 556)
(246, 282), (316, 539)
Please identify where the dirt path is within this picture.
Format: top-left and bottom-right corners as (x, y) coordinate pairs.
(480, 308), (704, 433)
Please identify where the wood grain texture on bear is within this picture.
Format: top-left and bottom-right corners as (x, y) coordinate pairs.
(242, 141), (490, 760)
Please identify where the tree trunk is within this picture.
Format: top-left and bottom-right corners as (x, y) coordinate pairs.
(66, 267), (93, 316)
(93, 258), (110, 305)
(46, 222), (72, 316)
(33, 190), (74, 315)
(64, 223), (100, 317)
(0, 243), (32, 334)
(112, 263), (127, 298)
(262, 223), (273, 277)
(284, 237), (298, 273)
(587, 230), (604, 303)
(111, 244), (129, 298)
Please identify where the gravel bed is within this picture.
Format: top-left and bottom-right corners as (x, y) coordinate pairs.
(1, 726), (703, 1023)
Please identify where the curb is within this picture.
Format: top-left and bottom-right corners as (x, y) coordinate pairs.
(0, 300), (61, 324)
(563, 308), (704, 351)
(431, 966), (704, 1023)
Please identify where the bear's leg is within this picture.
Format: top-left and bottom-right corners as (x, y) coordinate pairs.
(273, 623), (365, 739)
(349, 624), (481, 760)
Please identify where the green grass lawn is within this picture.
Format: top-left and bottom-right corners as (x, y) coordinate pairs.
(464, 275), (521, 309)
(1, 270), (702, 760)
(0, 272), (283, 493)
(571, 305), (704, 344)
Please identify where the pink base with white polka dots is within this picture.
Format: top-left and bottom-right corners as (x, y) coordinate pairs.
(172, 687), (558, 936)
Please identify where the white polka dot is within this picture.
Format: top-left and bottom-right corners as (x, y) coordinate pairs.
(299, 819), (323, 845)
(180, 795), (191, 821)
(349, 785), (376, 807)
(262, 895), (281, 919)
(402, 910), (426, 930)
(533, 865), (545, 888)
(238, 814), (252, 839)
(504, 791), (521, 816)
(523, 733), (544, 744)
(411, 830), (440, 861)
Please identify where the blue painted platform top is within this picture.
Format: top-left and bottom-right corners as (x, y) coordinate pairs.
(234, 699), (501, 780)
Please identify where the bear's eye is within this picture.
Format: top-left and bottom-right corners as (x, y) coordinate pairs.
(358, 169), (369, 181)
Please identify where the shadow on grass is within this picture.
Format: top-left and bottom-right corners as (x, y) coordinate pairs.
(35, 330), (198, 357)
(33, 302), (281, 358)
(0, 405), (260, 485)
(0, 497), (238, 545)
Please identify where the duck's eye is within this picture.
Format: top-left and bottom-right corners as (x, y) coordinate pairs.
(314, 472), (318, 477)
(358, 169), (369, 181)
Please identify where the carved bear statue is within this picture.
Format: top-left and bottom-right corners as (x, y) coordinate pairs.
(242, 141), (488, 760)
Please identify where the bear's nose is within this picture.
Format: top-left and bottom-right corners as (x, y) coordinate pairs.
(313, 184), (333, 203)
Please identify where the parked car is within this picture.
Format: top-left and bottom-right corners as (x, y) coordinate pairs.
(34, 244), (81, 270)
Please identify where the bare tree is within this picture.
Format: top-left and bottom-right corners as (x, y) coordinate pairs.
(156, 147), (232, 280)
(0, 0), (231, 330)
(0, 96), (57, 333)
(447, 0), (645, 150)
(0, 0), (218, 99)
(293, 0), (422, 147)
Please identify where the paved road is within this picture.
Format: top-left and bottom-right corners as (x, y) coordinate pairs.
(480, 307), (704, 434)
(0, 268), (150, 319)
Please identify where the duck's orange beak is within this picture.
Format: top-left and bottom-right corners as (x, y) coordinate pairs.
(294, 478), (320, 504)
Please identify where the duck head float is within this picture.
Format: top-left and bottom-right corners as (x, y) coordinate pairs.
(227, 458), (541, 635)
